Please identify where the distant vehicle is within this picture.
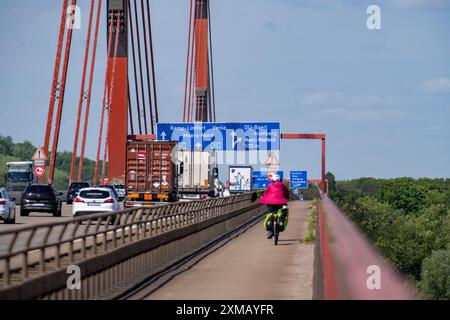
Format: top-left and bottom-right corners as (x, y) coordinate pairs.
(96, 184), (119, 201)
(72, 187), (120, 217)
(0, 188), (16, 224)
(113, 184), (126, 201)
(6, 161), (34, 203)
(177, 150), (220, 200)
(20, 184), (62, 217)
(66, 181), (91, 204)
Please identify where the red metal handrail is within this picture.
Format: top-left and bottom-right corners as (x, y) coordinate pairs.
(317, 191), (416, 299)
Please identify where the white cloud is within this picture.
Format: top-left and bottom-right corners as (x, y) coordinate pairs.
(392, 0), (450, 9)
(420, 78), (450, 93)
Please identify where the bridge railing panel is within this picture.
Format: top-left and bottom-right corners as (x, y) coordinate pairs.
(316, 191), (416, 299)
(0, 192), (261, 289)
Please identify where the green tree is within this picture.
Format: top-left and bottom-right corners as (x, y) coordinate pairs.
(0, 136), (14, 156)
(420, 249), (450, 299)
(378, 178), (429, 214)
(11, 140), (35, 160)
(325, 172), (336, 194)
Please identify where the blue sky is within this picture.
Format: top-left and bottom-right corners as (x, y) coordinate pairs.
(0, 0), (449, 180)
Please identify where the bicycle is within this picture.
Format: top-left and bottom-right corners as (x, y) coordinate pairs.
(272, 214), (279, 246)
(265, 206), (288, 246)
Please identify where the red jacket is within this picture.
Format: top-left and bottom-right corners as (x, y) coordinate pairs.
(258, 181), (289, 205)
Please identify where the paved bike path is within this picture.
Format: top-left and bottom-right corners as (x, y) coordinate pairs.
(146, 200), (315, 300)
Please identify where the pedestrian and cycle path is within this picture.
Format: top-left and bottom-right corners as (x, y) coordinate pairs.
(147, 200), (315, 300)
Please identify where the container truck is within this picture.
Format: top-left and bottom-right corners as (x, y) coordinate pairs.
(124, 139), (220, 207)
(124, 140), (178, 207)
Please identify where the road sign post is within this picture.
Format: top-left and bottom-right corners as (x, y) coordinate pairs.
(32, 147), (47, 184)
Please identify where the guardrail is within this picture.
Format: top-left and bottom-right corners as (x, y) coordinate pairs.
(0, 192), (263, 299)
(315, 191), (416, 299)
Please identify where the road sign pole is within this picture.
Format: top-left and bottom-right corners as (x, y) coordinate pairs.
(32, 147), (48, 185)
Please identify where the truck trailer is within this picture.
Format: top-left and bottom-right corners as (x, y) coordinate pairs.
(177, 149), (219, 200)
(124, 140), (178, 207)
(124, 139), (220, 207)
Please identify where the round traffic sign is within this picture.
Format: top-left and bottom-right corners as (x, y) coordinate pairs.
(34, 166), (46, 177)
(267, 172), (274, 180)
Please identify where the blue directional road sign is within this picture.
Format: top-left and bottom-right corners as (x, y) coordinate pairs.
(290, 171), (308, 189)
(252, 171), (284, 189)
(156, 122), (280, 151)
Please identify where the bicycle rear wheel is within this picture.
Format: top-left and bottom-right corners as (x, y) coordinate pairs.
(274, 220), (279, 245)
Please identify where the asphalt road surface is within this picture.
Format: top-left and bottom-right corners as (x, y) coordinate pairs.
(144, 200), (315, 300)
(0, 204), (73, 232)
(0, 203), (124, 232)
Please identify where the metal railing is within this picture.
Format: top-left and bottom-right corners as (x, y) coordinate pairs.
(0, 192), (261, 293)
(315, 191), (416, 299)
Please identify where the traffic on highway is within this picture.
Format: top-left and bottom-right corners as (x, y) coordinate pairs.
(0, 180), (126, 230)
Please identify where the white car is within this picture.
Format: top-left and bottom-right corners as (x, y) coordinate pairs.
(0, 188), (16, 224)
(72, 187), (120, 217)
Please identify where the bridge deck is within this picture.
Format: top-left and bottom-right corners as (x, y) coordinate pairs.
(145, 200), (315, 300)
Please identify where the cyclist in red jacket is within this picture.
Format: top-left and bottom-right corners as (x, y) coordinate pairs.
(259, 174), (290, 238)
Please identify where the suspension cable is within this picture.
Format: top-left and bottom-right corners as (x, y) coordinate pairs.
(78, 0), (103, 182)
(133, 0), (148, 134)
(43, 0), (69, 184)
(48, 0), (78, 184)
(140, 0), (154, 134)
(127, 0), (143, 134)
(70, 0), (96, 184)
(146, 0), (159, 123)
(93, 15), (114, 185)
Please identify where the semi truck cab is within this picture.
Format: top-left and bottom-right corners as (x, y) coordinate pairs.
(6, 161), (34, 203)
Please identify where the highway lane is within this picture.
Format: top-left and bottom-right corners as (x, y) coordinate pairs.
(0, 204), (73, 232)
(0, 203), (126, 232)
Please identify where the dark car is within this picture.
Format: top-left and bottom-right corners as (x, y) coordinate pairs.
(66, 181), (90, 204)
(113, 184), (126, 201)
(21, 184), (62, 217)
(96, 184), (120, 201)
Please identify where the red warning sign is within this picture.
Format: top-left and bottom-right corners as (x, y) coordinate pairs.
(32, 147), (47, 161)
(34, 166), (46, 177)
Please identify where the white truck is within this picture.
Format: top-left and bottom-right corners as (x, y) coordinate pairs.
(177, 150), (220, 200)
(6, 161), (35, 203)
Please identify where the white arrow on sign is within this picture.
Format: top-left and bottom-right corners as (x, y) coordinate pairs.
(230, 131), (243, 148)
(160, 132), (167, 140)
(195, 142), (202, 149)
